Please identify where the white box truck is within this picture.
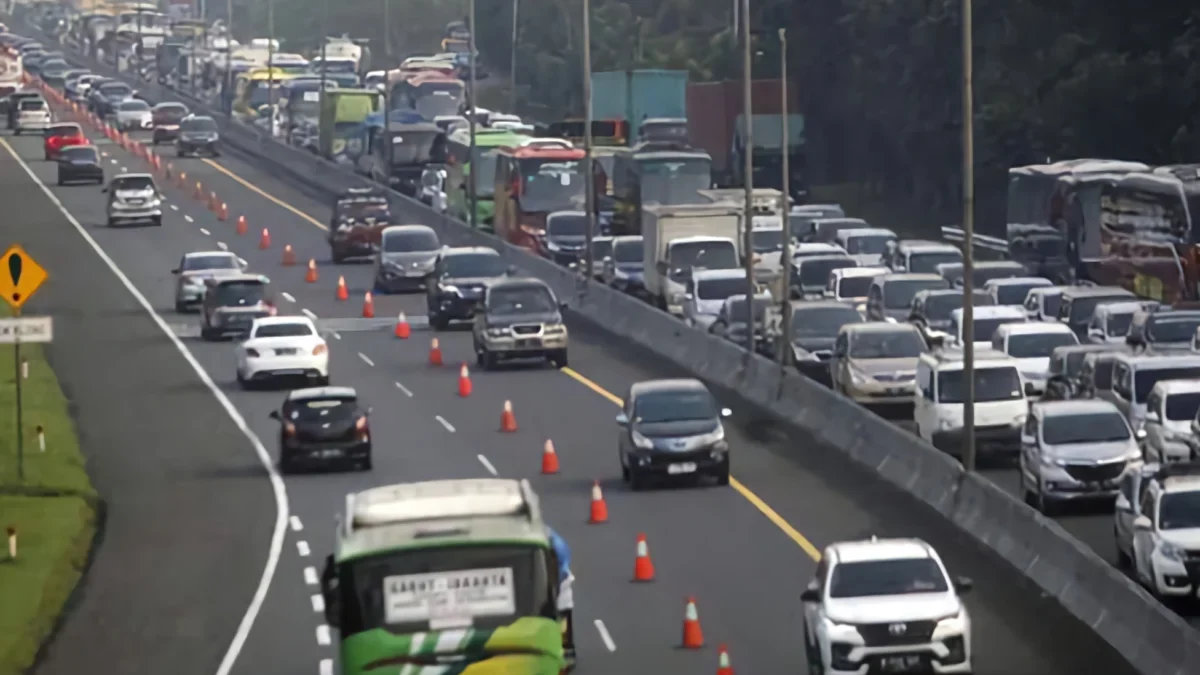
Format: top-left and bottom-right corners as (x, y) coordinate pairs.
(643, 203), (744, 314)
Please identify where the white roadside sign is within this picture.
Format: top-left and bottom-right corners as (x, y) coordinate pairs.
(0, 316), (53, 344)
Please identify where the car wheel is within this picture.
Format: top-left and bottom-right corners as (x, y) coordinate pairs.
(430, 312), (449, 331)
(56, 177), (63, 185)
(1116, 540), (1132, 570)
(330, 247), (345, 264)
(360, 453), (372, 471)
(629, 466), (647, 492)
(13, 129), (19, 136)
(803, 623), (824, 673)
(174, 301), (187, 313)
(316, 375), (330, 386)
(106, 217), (116, 227)
(550, 349), (569, 368)
(481, 347), (498, 371)
(620, 459), (630, 482)
(236, 372), (252, 390)
(152, 216), (162, 226)
(200, 327), (217, 341)
(715, 461), (730, 486)
(279, 453), (296, 474)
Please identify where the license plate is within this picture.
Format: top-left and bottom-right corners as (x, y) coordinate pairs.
(517, 338), (542, 348)
(667, 462), (697, 475)
(274, 348), (298, 355)
(879, 655), (923, 672)
(319, 449), (343, 458)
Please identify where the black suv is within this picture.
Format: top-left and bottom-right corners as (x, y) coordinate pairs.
(176, 115), (221, 157)
(426, 247), (515, 330)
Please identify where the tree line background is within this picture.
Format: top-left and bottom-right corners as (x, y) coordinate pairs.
(237, 0), (1200, 234)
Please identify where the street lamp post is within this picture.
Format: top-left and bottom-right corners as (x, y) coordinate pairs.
(266, 0), (276, 133)
(509, 0), (519, 112)
(961, 0), (977, 471)
(777, 27), (791, 367)
(467, 0), (478, 229)
(582, 0), (595, 281)
(739, 0), (755, 352)
(317, 0), (328, 134)
(383, 0), (391, 170)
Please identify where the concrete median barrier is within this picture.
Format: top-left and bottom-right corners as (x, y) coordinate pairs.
(51, 42), (1200, 675)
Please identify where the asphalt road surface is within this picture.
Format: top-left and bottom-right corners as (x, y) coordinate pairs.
(5, 111), (1142, 675)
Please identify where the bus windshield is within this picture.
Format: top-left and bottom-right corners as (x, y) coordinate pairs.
(472, 150), (499, 197)
(519, 159), (585, 212)
(639, 157), (711, 206)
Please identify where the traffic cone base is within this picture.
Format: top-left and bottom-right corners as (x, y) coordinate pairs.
(500, 400), (518, 433)
(589, 481), (608, 524)
(541, 439), (559, 473)
(633, 533), (655, 581)
(458, 363), (472, 397)
(681, 597), (704, 649)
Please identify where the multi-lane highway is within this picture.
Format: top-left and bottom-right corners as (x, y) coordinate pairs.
(4, 96), (1142, 675)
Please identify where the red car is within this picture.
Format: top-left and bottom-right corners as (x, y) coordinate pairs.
(44, 123), (86, 160)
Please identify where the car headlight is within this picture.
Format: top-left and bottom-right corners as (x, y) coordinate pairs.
(1012, 412), (1027, 426)
(546, 240), (562, 252)
(884, 316), (898, 323)
(849, 369), (873, 385)
(544, 324), (567, 334)
(145, 198), (161, 208)
(184, 277), (204, 287)
(441, 284), (461, 296)
(631, 430), (654, 450)
(1158, 540), (1186, 562)
(486, 327), (508, 338)
(1040, 453), (1069, 467)
(937, 417), (959, 431)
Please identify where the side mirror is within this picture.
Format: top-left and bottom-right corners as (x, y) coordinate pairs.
(100, 186), (107, 192)
(656, 261), (668, 274)
(800, 588), (820, 603)
(268, 410), (281, 421)
(320, 553), (341, 628)
(1144, 411), (1160, 424)
(1023, 382), (1036, 397)
(559, 301), (569, 310)
(720, 407), (732, 418)
(1134, 515), (1152, 530)
(1136, 428), (1148, 441)
(505, 264), (518, 276)
(171, 268), (180, 274)
(615, 412), (628, 426)
(954, 576), (973, 593)
(684, 292), (693, 301)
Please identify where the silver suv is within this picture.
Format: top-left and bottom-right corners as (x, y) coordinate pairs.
(472, 278), (569, 370)
(104, 173), (163, 227)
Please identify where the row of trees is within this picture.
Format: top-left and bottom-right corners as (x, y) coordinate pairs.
(242, 0), (1200, 231)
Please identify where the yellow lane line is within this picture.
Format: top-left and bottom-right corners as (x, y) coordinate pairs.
(560, 366), (823, 561)
(196, 155), (825, 562)
(201, 158), (328, 231)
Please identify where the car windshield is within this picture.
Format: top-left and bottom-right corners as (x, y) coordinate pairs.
(908, 251), (962, 274)
(99, 83), (131, 98)
(488, 287), (556, 315)
(119, 100), (149, 111)
(113, 176), (155, 191)
(995, 282), (1044, 306)
(215, 281), (266, 305)
(965, 316), (1024, 343)
(383, 230), (439, 252)
(1006, 332), (1077, 358)
(884, 279), (948, 309)
(845, 234), (893, 255)
(1158, 491), (1200, 531)
(287, 397), (357, 423)
(591, 239), (612, 261)
(837, 275), (873, 298)
(1042, 412), (1130, 444)
(1039, 293), (1063, 319)
(255, 322), (313, 338)
(937, 366), (1023, 403)
(828, 558), (948, 598)
(444, 253), (506, 278)
(547, 214), (587, 237)
(792, 307), (861, 338)
(752, 228), (782, 252)
(612, 239), (642, 264)
(924, 293), (991, 322)
(667, 241), (738, 277)
(697, 276), (745, 301)
(183, 255), (238, 271)
(46, 125), (79, 137)
(61, 146), (97, 162)
(519, 159), (584, 212)
(153, 106), (187, 122)
(634, 390), (717, 423)
(848, 329), (926, 359)
(182, 117), (218, 132)
(1165, 392), (1200, 421)
(1106, 311), (1134, 337)
(1135, 367), (1200, 403)
(337, 199), (390, 222)
(1148, 316), (1200, 343)
(19, 99), (44, 110)
(1067, 295), (1132, 325)
(799, 258), (856, 288)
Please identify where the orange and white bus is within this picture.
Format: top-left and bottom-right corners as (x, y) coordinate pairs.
(493, 141), (587, 252)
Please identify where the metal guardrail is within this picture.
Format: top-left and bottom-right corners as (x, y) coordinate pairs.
(941, 226), (1010, 256)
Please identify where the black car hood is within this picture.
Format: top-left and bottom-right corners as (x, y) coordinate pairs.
(634, 418), (719, 438)
(382, 252), (438, 267)
(486, 311), (561, 328)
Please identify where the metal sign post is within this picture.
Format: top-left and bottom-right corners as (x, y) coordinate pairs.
(0, 245), (51, 483)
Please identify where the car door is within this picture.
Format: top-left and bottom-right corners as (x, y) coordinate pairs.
(802, 556), (827, 642)
(618, 393), (635, 467)
(913, 363), (935, 439)
(1142, 391), (1166, 461)
(832, 332), (850, 390)
(1019, 412), (1040, 489)
(1114, 470), (1142, 559)
(1133, 486), (1158, 586)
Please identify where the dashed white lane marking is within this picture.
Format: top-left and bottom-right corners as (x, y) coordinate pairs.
(289, 516), (303, 532)
(358, 352), (374, 367)
(319, 659), (333, 675)
(217, 241), (228, 251)
(199, 227), (210, 236)
(297, 540), (310, 557)
(101, 151), (108, 157)
(395, 381), (413, 397)
(330, 331), (342, 340)
(184, 214), (194, 223)
(109, 158), (118, 164)
(304, 566), (318, 586)
(169, 203), (179, 211)
(594, 619), (617, 651)
(302, 308), (318, 320)
(477, 454), (497, 475)
(436, 416), (456, 433)
(281, 292), (296, 303)
(316, 625), (331, 646)
(310, 593), (325, 613)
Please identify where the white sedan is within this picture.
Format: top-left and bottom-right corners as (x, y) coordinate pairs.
(236, 316), (329, 389)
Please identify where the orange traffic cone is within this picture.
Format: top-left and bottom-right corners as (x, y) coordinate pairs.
(336, 276), (349, 301)
(716, 645), (734, 675)
(362, 292), (375, 318)
(218, 203), (228, 221)
(193, 181), (203, 199)
(177, 171), (187, 188)
(164, 162), (173, 179)
(394, 312), (411, 339)
(259, 228), (271, 250)
(541, 439), (559, 473)
(281, 244), (296, 266)
(209, 191), (219, 211)
(429, 338), (443, 366)
(681, 597), (704, 649)
(589, 481), (608, 523)
(236, 215), (248, 236)
(633, 533), (655, 582)
(305, 259), (319, 283)
(500, 400), (518, 432)
(458, 363), (472, 397)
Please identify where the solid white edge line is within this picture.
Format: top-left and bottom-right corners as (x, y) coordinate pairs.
(436, 415), (456, 433)
(476, 454), (497, 476)
(303, 566), (318, 585)
(594, 619), (617, 651)
(297, 540), (311, 557)
(302, 308), (318, 320)
(394, 381), (413, 397)
(281, 292), (296, 303)
(289, 516), (303, 531)
(0, 139), (290, 675)
(319, 659), (333, 675)
(315, 624), (331, 646)
(357, 352), (374, 367)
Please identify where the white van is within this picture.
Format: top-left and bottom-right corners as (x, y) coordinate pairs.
(991, 322), (1079, 393)
(915, 348), (1031, 459)
(947, 305), (1027, 351)
(1110, 352), (1200, 428)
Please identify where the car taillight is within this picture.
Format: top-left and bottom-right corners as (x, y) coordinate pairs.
(312, 343), (327, 356)
(283, 421), (296, 436)
(245, 348), (261, 357)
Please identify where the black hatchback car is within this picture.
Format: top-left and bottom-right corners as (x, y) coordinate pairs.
(176, 115), (220, 157)
(56, 145), (104, 185)
(426, 247), (516, 330)
(269, 386), (373, 473)
(615, 378), (732, 490)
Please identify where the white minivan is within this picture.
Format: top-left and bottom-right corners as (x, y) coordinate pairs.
(915, 347), (1032, 460)
(947, 305), (1027, 351)
(991, 322), (1079, 393)
(1110, 352), (1200, 429)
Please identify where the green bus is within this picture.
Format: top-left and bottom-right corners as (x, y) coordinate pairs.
(319, 479), (569, 675)
(446, 128), (529, 231)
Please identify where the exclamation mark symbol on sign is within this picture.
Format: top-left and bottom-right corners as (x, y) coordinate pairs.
(7, 253), (22, 303)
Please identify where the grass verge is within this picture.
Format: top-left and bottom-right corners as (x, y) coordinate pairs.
(0, 303), (97, 675)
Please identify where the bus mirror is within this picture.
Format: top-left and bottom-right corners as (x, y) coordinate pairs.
(320, 554), (341, 628)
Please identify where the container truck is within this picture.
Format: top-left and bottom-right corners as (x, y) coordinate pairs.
(590, 69), (688, 143)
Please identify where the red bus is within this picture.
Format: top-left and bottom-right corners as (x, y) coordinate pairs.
(493, 141), (587, 252)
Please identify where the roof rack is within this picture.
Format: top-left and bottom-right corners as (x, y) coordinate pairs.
(344, 478), (539, 535)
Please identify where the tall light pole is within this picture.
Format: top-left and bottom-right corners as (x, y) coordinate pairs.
(266, 0), (275, 131)
(777, 27), (791, 367)
(467, 0), (478, 229)
(739, 0), (755, 352)
(224, 0), (234, 114)
(582, 0), (595, 280)
(509, 0), (519, 112)
(383, 0), (391, 169)
(317, 0), (328, 129)
(960, 0), (977, 471)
